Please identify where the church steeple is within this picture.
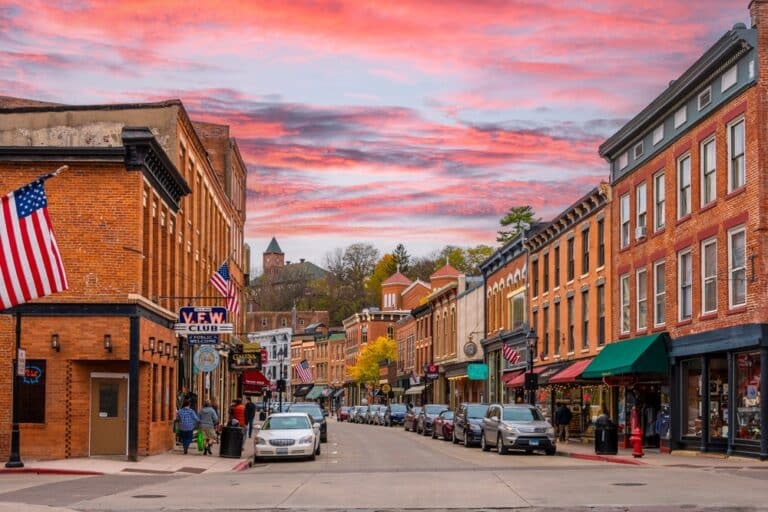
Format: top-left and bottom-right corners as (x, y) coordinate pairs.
(263, 237), (285, 275)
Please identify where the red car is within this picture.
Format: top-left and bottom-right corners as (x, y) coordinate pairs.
(338, 406), (351, 422)
(432, 410), (454, 441)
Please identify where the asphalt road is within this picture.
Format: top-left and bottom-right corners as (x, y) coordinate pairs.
(1, 418), (768, 511)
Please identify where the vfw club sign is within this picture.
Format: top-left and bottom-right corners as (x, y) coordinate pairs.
(174, 306), (233, 344)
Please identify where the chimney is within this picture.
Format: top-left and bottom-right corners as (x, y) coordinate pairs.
(751, 0), (768, 29)
(300, 258), (305, 263)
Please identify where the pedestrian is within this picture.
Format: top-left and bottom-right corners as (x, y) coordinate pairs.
(230, 398), (246, 426)
(176, 399), (199, 455)
(245, 397), (257, 438)
(198, 400), (219, 455)
(555, 402), (572, 443)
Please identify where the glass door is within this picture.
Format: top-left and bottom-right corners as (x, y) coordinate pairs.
(708, 356), (728, 442)
(681, 358), (703, 438)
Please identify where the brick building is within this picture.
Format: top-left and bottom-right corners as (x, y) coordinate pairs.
(0, 99), (246, 460)
(597, 4), (768, 457)
(448, 276), (484, 409)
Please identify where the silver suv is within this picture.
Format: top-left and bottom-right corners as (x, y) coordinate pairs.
(480, 404), (556, 455)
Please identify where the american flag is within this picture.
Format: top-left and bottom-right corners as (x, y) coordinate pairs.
(502, 343), (521, 365)
(210, 262), (239, 315)
(0, 175), (68, 311)
(294, 359), (313, 383)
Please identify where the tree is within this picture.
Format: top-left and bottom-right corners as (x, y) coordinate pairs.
(497, 205), (536, 244)
(392, 243), (411, 274)
(348, 336), (397, 387)
(465, 245), (494, 274)
(365, 253), (398, 306)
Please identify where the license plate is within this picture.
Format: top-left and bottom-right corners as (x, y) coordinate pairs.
(276, 448), (289, 454)
(529, 439), (539, 446)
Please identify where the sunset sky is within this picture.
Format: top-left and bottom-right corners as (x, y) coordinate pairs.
(1, 1), (747, 273)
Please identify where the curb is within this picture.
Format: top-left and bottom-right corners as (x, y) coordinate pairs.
(558, 450), (646, 466)
(232, 458), (252, 472)
(0, 467), (104, 476)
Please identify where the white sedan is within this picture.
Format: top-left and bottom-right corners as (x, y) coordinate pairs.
(254, 412), (321, 462)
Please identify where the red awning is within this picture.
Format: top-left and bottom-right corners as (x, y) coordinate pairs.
(242, 370), (270, 394)
(501, 369), (525, 385)
(548, 358), (593, 385)
(505, 366), (546, 388)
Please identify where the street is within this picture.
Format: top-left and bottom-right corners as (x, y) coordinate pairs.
(0, 419), (767, 511)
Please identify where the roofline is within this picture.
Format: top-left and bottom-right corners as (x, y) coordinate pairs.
(0, 98), (184, 114)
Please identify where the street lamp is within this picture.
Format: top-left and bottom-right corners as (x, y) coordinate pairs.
(525, 329), (538, 406)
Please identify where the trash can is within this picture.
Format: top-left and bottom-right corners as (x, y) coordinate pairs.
(259, 410), (267, 421)
(594, 422), (618, 455)
(219, 426), (244, 458)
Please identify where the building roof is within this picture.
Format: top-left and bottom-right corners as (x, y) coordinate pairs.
(327, 333), (346, 342)
(430, 263), (461, 279)
(0, 96), (61, 109)
(401, 279), (431, 297)
(265, 237), (283, 254)
(382, 271), (412, 286)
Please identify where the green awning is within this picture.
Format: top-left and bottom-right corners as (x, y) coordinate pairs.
(305, 385), (328, 400)
(582, 333), (668, 379)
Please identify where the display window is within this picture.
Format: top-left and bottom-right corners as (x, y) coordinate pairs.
(682, 358), (703, 438)
(735, 351), (760, 442)
(582, 385), (611, 434)
(708, 356), (728, 441)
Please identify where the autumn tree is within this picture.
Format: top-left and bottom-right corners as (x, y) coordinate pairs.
(497, 205), (536, 244)
(348, 336), (397, 388)
(365, 253), (398, 306)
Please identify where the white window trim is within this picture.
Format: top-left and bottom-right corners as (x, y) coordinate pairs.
(654, 260), (666, 327)
(701, 238), (717, 315)
(654, 171), (665, 231)
(653, 124), (664, 146)
(700, 136), (716, 207)
(678, 249), (693, 321)
(697, 87), (712, 111)
(727, 116), (746, 193)
(728, 226), (747, 309)
(620, 193), (630, 248)
(722, 65), (738, 92)
(674, 106), (687, 128)
(618, 152), (629, 170)
(636, 268), (648, 331)
(677, 153), (691, 219)
(633, 141), (644, 159)
(620, 273), (630, 334)
(636, 182), (647, 231)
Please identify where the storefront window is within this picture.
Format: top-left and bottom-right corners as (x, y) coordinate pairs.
(708, 356), (728, 441)
(736, 351), (761, 442)
(582, 385), (610, 435)
(682, 358), (703, 438)
(658, 386), (671, 441)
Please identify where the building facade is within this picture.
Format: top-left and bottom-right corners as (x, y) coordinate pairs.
(449, 276), (485, 409)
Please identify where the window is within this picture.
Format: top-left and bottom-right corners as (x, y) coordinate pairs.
(674, 106), (687, 128)
(697, 87), (712, 110)
(678, 154), (691, 218)
(511, 292), (526, 329)
(729, 227), (746, 308)
(261, 318), (267, 327)
(722, 65), (737, 92)
(15, 360), (46, 423)
(679, 250), (693, 320)
(620, 194), (630, 248)
(581, 289), (589, 349)
(543, 253), (550, 293)
(387, 325), (395, 340)
(633, 141), (644, 159)
(636, 182), (647, 235)
(532, 260), (539, 296)
(597, 219), (605, 267)
(654, 260), (666, 326)
(581, 228), (590, 274)
(597, 284), (605, 346)
(567, 238), (575, 280)
(620, 274), (630, 334)
(654, 172), (666, 230)
(532, 310), (539, 358)
(701, 238), (717, 314)
(281, 318), (287, 327)
(618, 152), (628, 170)
(554, 246), (560, 288)
(728, 118), (745, 191)
(567, 296), (574, 352)
(701, 138), (716, 206)
(542, 306), (549, 357)
(636, 268), (648, 330)
(653, 124), (664, 145)
(554, 302), (561, 355)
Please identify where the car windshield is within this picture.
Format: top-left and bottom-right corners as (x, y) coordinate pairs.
(466, 405), (489, 418)
(502, 407), (544, 422)
(440, 411), (454, 420)
(425, 405), (448, 415)
(390, 405), (407, 413)
(263, 416), (311, 430)
(288, 404), (322, 418)
(410, 407), (422, 415)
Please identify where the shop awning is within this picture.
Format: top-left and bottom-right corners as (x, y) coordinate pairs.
(505, 367), (544, 388)
(305, 385), (328, 400)
(293, 383), (314, 397)
(501, 369), (526, 386)
(404, 385), (425, 395)
(582, 333), (668, 379)
(321, 387), (334, 398)
(537, 362), (571, 386)
(332, 388), (345, 398)
(548, 358), (593, 384)
(241, 370), (270, 394)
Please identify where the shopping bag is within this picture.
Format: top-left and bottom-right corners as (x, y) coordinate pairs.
(196, 430), (205, 451)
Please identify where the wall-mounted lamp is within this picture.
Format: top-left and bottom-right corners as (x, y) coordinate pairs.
(144, 336), (156, 354)
(103, 334), (112, 353)
(51, 334), (60, 352)
(164, 341), (171, 358)
(172, 345), (179, 360)
(157, 341), (165, 357)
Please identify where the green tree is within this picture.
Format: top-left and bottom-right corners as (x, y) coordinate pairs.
(497, 205), (536, 244)
(392, 243), (411, 274)
(349, 336), (397, 387)
(465, 245), (494, 274)
(365, 253), (398, 306)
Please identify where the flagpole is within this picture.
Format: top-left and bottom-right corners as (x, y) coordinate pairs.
(6, 313), (23, 468)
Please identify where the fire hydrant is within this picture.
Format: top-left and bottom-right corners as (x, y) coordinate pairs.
(630, 405), (644, 458)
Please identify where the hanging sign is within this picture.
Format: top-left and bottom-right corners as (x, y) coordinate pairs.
(187, 334), (219, 345)
(16, 349), (26, 376)
(174, 306), (232, 335)
(194, 345), (220, 373)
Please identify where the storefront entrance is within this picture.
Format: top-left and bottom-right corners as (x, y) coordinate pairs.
(90, 374), (128, 456)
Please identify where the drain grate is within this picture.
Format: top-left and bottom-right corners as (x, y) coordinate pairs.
(132, 494), (167, 499)
(611, 482), (646, 486)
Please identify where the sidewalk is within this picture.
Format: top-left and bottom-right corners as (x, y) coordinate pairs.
(1, 432), (254, 476)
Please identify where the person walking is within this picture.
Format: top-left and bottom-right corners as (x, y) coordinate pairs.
(230, 398), (246, 426)
(198, 400), (219, 455)
(555, 402), (572, 443)
(176, 399), (199, 454)
(245, 397), (257, 438)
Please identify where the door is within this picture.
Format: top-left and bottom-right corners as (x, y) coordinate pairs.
(90, 378), (127, 455)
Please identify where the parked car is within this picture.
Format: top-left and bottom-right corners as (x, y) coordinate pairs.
(404, 406), (422, 432)
(480, 403), (556, 455)
(352, 405), (368, 423)
(285, 402), (328, 443)
(384, 403), (409, 426)
(432, 410), (454, 440)
(253, 412), (321, 462)
(367, 404), (385, 425)
(337, 406), (352, 422)
(417, 404), (449, 436)
(453, 403), (489, 447)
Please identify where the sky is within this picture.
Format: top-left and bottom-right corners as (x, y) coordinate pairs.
(0, 0), (747, 274)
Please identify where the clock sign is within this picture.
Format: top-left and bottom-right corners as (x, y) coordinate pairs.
(463, 341), (477, 357)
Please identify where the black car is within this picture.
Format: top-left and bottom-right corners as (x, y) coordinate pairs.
(404, 406), (422, 432)
(286, 402), (328, 443)
(416, 404), (449, 436)
(384, 403), (409, 426)
(453, 403), (489, 447)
